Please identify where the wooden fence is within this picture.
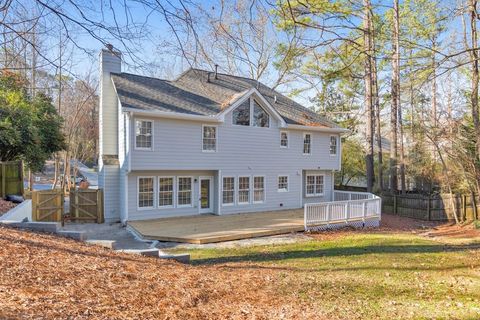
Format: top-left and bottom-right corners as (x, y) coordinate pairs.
(69, 189), (104, 223)
(32, 190), (64, 222)
(0, 161), (24, 197)
(382, 193), (479, 221)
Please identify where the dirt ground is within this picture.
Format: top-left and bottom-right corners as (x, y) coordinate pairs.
(0, 199), (16, 216)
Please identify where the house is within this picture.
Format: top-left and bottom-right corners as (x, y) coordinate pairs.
(98, 47), (348, 223)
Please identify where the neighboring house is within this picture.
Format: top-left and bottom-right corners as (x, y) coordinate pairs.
(98, 48), (348, 223)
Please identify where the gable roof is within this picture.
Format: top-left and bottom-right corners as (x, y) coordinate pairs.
(111, 68), (341, 128)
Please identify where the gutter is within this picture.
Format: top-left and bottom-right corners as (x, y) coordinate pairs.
(286, 124), (350, 134)
(122, 107), (223, 123)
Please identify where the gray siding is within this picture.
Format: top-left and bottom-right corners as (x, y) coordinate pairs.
(102, 165), (120, 222)
(122, 102), (340, 220)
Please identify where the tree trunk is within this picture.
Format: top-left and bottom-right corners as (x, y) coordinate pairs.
(372, 22), (383, 192)
(390, 0), (400, 193)
(470, 0), (480, 165)
(364, 0), (375, 193)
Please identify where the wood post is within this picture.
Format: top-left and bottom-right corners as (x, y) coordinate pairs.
(1, 163), (5, 198)
(427, 195), (431, 221)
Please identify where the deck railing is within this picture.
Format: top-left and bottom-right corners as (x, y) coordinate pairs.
(304, 190), (381, 230)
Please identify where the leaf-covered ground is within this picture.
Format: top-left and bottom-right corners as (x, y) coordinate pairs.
(0, 199), (16, 216)
(1, 219), (480, 319)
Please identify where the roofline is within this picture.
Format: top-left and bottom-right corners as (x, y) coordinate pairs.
(286, 124), (349, 134)
(122, 107), (222, 123)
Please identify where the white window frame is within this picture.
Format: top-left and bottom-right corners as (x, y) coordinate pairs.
(303, 133), (311, 155)
(177, 176), (193, 208)
(202, 124), (218, 152)
(330, 135), (338, 156)
(277, 175), (289, 192)
(237, 175), (251, 205)
(253, 175), (266, 204)
(221, 176), (236, 206)
(158, 176), (175, 209)
(280, 131), (289, 148)
(134, 119), (154, 151)
(305, 174), (325, 197)
(232, 97), (271, 128)
(137, 176), (155, 210)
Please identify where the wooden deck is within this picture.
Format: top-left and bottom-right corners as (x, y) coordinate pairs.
(127, 209), (305, 244)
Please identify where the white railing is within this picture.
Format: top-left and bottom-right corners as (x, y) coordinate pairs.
(304, 191), (381, 230)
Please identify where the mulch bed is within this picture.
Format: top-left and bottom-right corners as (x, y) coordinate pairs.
(0, 226), (322, 320)
(0, 199), (16, 216)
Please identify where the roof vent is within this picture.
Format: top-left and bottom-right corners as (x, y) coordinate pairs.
(207, 72), (211, 83)
(214, 64), (219, 79)
(274, 95), (277, 103)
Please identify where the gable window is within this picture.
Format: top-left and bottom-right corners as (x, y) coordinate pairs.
(202, 125), (217, 151)
(306, 175), (324, 197)
(138, 177), (154, 208)
(238, 176), (250, 204)
(158, 177), (174, 207)
(177, 177), (193, 206)
(253, 176), (265, 203)
(253, 100), (269, 127)
(222, 177), (235, 205)
(232, 100), (250, 126)
(303, 133), (311, 154)
(135, 120), (153, 150)
(330, 136), (337, 155)
(278, 176), (288, 192)
(280, 131), (288, 148)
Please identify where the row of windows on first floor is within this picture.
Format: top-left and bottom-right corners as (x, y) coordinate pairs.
(137, 174), (325, 209)
(134, 120), (338, 155)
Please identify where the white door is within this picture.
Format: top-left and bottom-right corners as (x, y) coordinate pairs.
(199, 177), (213, 214)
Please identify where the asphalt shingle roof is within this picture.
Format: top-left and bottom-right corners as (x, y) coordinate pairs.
(111, 68), (339, 128)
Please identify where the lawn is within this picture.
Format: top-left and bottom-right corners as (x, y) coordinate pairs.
(1, 224), (480, 319)
(166, 232), (480, 320)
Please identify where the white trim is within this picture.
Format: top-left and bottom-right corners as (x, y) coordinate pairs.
(157, 176), (175, 209)
(277, 175), (289, 192)
(137, 176), (155, 210)
(221, 176), (236, 207)
(305, 174), (325, 197)
(253, 175), (266, 204)
(201, 124), (218, 152)
(124, 107), (222, 123)
(217, 88), (287, 127)
(217, 170), (222, 214)
(176, 176), (194, 208)
(198, 176), (214, 214)
(329, 135), (338, 156)
(237, 175), (251, 205)
(134, 118), (154, 151)
(280, 131), (289, 148)
(287, 124), (349, 133)
(303, 133), (312, 155)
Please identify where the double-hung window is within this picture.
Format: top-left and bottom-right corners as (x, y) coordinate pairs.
(253, 176), (265, 203)
(158, 177), (174, 207)
(330, 136), (337, 155)
(177, 177), (192, 206)
(238, 176), (250, 204)
(222, 177), (235, 205)
(135, 120), (153, 150)
(278, 176), (288, 192)
(138, 177), (154, 208)
(306, 175), (324, 197)
(202, 125), (217, 151)
(280, 131), (288, 148)
(303, 133), (311, 154)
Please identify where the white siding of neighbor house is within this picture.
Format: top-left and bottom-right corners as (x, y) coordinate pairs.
(121, 95), (341, 220)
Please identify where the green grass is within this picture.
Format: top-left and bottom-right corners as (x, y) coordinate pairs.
(167, 233), (480, 319)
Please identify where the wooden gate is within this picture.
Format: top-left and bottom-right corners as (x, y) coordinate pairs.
(69, 189), (104, 223)
(0, 161), (24, 197)
(32, 190), (64, 222)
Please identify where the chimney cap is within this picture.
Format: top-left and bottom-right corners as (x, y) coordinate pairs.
(106, 43), (114, 51)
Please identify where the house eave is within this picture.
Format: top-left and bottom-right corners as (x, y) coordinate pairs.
(122, 107), (223, 123)
(286, 124), (349, 134)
